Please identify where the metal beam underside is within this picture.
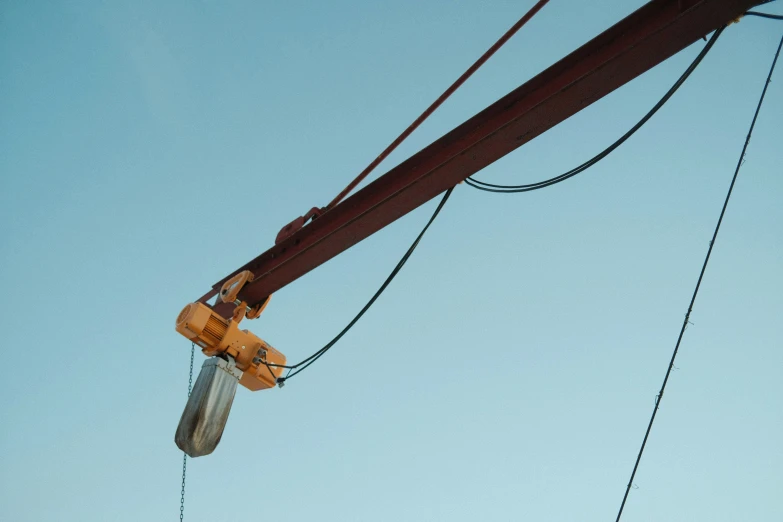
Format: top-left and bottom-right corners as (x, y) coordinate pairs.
(205, 0), (759, 313)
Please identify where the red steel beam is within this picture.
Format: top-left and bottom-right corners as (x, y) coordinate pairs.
(203, 0), (760, 313)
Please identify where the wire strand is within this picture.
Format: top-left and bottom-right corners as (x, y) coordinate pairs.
(745, 11), (783, 20)
(275, 187), (454, 383)
(324, 0), (549, 209)
(465, 26), (724, 193)
(615, 30), (783, 522)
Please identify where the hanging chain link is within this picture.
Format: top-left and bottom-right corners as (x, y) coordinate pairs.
(187, 343), (195, 396)
(179, 343), (195, 522)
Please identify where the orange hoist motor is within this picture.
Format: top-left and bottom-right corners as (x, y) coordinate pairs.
(175, 301), (285, 390)
(174, 271), (285, 457)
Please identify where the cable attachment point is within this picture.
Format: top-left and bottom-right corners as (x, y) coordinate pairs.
(220, 270), (254, 303)
(276, 207), (323, 245)
(219, 270), (272, 322)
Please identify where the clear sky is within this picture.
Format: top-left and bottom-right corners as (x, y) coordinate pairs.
(1, 1), (781, 521)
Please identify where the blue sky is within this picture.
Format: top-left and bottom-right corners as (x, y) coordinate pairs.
(1, 1), (781, 521)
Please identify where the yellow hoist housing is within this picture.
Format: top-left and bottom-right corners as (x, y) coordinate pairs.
(176, 301), (286, 391)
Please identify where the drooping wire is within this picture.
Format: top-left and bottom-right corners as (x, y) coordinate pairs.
(264, 16), (765, 383)
(179, 343), (195, 522)
(465, 26), (724, 193)
(273, 187), (454, 383)
(324, 0), (550, 210)
(615, 30), (783, 522)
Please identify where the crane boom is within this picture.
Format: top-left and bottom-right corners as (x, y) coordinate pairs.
(176, 0), (765, 458)
(201, 0), (759, 316)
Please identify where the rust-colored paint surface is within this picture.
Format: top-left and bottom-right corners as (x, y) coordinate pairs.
(202, 0), (762, 315)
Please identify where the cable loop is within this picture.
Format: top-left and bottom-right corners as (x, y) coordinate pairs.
(467, 27), (724, 193)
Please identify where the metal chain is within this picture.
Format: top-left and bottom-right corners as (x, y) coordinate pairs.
(187, 343), (195, 397)
(179, 343), (195, 522)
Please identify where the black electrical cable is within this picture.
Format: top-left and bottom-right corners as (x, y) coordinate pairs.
(465, 26), (724, 193)
(745, 11), (783, 20)
(615, 30), (783, 522)
(268, 13), (779, 383)
(272, 187), (454, 384)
